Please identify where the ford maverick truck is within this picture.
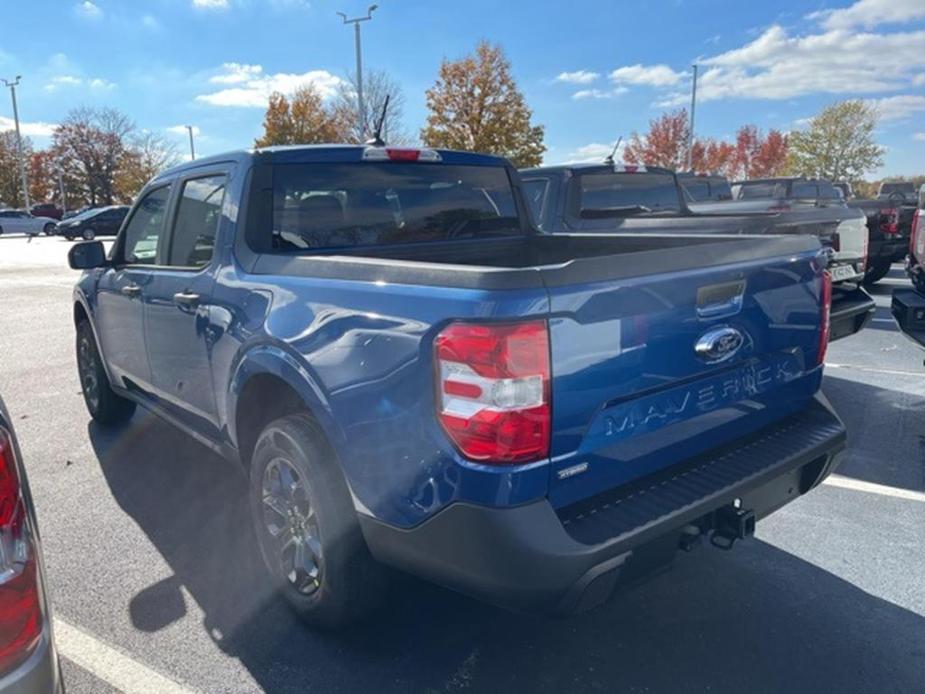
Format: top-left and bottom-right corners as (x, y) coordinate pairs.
(69, 145), (846, 627)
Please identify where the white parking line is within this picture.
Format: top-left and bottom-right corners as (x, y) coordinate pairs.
(823, 474), (925, 503)
(826, 362), (925, 377)
(54, 618), (197, 694)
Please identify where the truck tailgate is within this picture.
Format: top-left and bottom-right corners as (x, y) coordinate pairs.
(543, 239), (825, 509)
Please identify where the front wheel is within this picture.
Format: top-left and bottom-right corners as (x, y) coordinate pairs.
(249, 413), (388, 628)
(863, 258), (892, 286)
(76, 320), (136, 425)
(81, 228), (96, 241)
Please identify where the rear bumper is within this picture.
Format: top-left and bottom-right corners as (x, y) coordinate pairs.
(891, 287), (925, 350)
(830, 286), (875, 341)
(360, 394), (846, 614)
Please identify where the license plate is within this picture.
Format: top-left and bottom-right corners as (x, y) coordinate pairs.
(830, 264), (858, 282)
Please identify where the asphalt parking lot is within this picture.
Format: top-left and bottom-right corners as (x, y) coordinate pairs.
(1, 234), (923, 694)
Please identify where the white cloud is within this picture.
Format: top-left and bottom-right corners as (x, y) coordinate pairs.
(141, 14), (160, 30)
(655, 25), (925, 105)
(572, 89), (608, 100)
(209, 62), (263, 84)
(167, 125), (201, 137)
(193, 0), (229, 9)
(610, 64), (684, 87)
(913, 132), (925, 141)
(556, 70), (599, 85)
(44, 75), (116, 92)
(865, 95), (925, 121)
(0, 116), (57, 138)
(808, 0), (925, 31)
(572, 87), (628, 100)
(552, 142), (624, 165)
(197, 64), (343, 107)
(76, 1), (102, 19)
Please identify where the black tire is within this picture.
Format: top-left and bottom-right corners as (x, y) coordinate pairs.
(76, 320), (136, 425)
(863, 257), (892, 286)
(0, 225), (4, 236)
(249, 413), (388, 628)
(64, 234), (74, 241)
(82, 228), (96, 241)
(43, 223), (55, 236)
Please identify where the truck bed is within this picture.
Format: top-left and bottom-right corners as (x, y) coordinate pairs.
(248, 233), (821, 289)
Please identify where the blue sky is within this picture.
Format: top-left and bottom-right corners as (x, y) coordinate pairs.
(1, 0), (924, 176)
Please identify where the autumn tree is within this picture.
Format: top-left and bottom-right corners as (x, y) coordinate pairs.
(255, 86), (339, 147)
(0, 131), (33, 206)
(422, 41), (545, 167)
(29, 150), (58, 204)
(50, 107), (135, 206)
(116, 131), (180, 201)
(690, 139), (737, 176)
(331, 69), (408, 144)
(788, 100), (884, 182)
(732, 125), (789, 179)
(623, 109), (690, 170)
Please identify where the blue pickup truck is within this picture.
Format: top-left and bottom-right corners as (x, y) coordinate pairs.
(69, 145), (846, 627)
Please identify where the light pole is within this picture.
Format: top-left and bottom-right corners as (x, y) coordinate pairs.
(337, 4), (378, 141)
(185, 125), (196, 160)
(686, 64), (698, 172)
(2, 76), (30, 209)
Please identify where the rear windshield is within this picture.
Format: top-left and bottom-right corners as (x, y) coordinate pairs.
(269, 163), (521, 251)
(737, 182), (784, 199)
(880, 182), (915, 195)
(578, 173), (681, 214)
(683, 178), (733, 202)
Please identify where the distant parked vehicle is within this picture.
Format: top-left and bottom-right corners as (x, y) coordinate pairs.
(877, 181), (917, 202)
(61, 206), (95, 221)
(29, 203), (63, 222)
(0, 397), (63, 693)
(677, 172), (733, 202)
(0, 209), (57, 237)
(845, 186), (917, 286)
(56, 205), (129, 241)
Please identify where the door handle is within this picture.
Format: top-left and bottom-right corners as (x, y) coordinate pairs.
(121, 284), (141, 298)
(173, 292), (200, 309)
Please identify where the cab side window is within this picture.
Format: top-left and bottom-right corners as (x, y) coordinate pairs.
(122, 186), (171, 265)
(168, 175), (226, 268)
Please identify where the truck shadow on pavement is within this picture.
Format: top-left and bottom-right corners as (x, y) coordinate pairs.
(89, 410), (924, 694)
(823, 373), (925, 493)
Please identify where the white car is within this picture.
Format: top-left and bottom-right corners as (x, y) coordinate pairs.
(0, 209), (58, 237)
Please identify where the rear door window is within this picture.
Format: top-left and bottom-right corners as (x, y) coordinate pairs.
(578, 172), (680, 214)
(521, 178), (549, 227)
(168, 175), (226, 268)
(792, 181), (818, 199)
(738, 182), (781, 199)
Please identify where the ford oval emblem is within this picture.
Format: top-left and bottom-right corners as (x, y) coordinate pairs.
(694, 326), (745, 364)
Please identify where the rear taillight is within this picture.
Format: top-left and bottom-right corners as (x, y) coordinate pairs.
(880, 208), (899, 234)
(911, 209), (923, 259)
(434, 321), (551, 464)
(0, 429), (42, 673)
(817, 271), (833, 367)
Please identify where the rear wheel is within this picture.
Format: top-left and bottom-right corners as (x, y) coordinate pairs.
(43, 223), (55, 236)
(249, 413), (388, 628)
(76, 320), (136, 425)
(64, 234), (74, 241)
(81, 228), (96, 241)
(863, 257), (892, 286)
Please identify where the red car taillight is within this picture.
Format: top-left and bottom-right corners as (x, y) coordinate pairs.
(434, 320), (551, 464)
(0, 428), (42, 673)
(817, 271), (833, 367)
(880, 207), (899, 235)
(911, 209), (923, 259)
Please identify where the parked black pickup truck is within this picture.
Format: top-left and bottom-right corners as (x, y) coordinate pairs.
(520, 163), (875, 342)
(843, 181), (917, 286)
(891, 184), (925, 346)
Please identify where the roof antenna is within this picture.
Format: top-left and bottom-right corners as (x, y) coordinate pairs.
(604, 136), (623, 165)
(366, 94), (390, 147)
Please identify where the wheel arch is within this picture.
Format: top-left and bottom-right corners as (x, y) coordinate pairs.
(227, 345), (346, 477)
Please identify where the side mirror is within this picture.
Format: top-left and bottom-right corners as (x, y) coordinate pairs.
(68, 241), (108, 270)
